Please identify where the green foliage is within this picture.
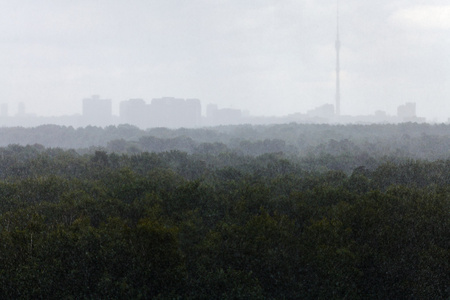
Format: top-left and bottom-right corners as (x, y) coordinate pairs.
(0, 135), (448, 298)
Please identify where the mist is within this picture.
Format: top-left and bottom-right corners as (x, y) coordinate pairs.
(0, 0), (448, 124)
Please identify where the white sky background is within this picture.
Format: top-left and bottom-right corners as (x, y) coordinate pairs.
(0, 0), (449, 121)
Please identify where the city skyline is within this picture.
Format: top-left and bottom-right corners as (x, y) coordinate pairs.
(0, 1), (449, 121)
(0, 94), (431, 129)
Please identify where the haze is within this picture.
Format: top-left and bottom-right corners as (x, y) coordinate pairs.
(0, 0), (449, 122)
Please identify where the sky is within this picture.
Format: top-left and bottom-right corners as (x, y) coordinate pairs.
(0, 0), (449, 121)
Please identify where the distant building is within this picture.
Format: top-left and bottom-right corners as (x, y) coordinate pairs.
(82, 95), (112, 126)
(397, 102), (416, 120)
(307, 104), (335, 119)
(206, 104), (243, 125)
(119, 97), (201, 128)
(396, 102), (426, 123)
(186, 98), (202, 127)
(374, 110), (387, 117)
(119, 98), (147, 127)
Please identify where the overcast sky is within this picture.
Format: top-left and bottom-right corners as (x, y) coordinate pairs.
(0, 0), (449, 121)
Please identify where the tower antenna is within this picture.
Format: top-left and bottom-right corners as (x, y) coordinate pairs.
(335, 0), (341, 116)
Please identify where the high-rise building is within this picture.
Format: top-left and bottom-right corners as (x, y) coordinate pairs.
(205, 104), (243, 125)
(186, 98), (202, 127)
(118, 97), (202, 128)
(397, 102), (416, 120)
(119, 98), (147, 127)
(307, 104), (335, 119)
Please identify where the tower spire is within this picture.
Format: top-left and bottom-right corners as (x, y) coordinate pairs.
(335, 0), (341, 116)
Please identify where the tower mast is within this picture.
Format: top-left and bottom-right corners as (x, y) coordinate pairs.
(335, 0), (341, 116)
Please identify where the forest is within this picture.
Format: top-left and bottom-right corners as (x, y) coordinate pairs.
(0, 123), (448, 299)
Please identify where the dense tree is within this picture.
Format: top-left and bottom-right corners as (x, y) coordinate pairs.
(0, 126), (448, 298)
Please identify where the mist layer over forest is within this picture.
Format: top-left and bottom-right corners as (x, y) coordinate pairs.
(0, 122), (448, 298)
(1, 122), (449, 158)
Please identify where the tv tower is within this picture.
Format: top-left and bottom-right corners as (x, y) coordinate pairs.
(335, 0), (341, 116)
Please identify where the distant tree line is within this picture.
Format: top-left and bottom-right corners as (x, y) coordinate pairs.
(0, 144), (448, 298)
(0, 123), (448, 161)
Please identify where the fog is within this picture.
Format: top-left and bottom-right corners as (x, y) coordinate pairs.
(0, 0), (449, 122)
